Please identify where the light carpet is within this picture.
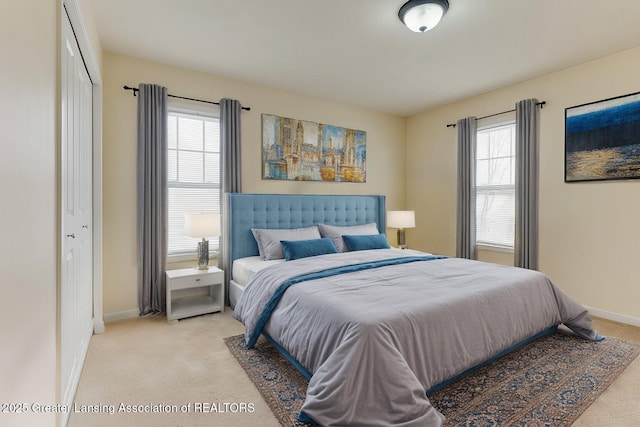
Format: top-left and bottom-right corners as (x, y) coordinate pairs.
(68, 311), (640, 426)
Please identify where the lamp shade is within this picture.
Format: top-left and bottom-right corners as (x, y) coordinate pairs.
(387, 211), (416, 229)
(398, 0), (449, 33)
(184, 213), (220, 238)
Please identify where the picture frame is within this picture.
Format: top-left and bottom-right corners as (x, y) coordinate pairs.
(261, 114), (366, 182)
(565, 91), (640, 182)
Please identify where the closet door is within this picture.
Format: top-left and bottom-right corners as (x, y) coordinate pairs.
(60, 9), (94, 418)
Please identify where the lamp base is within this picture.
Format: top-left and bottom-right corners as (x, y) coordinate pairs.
(397, 228), (408, 250)
(196, 239), (209, 270)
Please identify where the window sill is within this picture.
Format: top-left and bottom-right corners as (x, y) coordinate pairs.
(168, 253), (197, 263)
(477, 244), (514, 254)
(167, 252), (220, 264)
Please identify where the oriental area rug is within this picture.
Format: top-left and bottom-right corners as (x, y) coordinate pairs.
(224, 331), (639, 426)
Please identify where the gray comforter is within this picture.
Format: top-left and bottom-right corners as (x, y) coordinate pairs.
(233, 249), (598, 426)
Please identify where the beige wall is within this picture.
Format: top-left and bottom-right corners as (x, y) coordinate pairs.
(0, 2), (58, 426)
(102, 52), (406, 316)
(407, 47), (640, 324)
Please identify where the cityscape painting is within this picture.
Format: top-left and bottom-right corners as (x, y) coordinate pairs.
(565, 91), (640, 182)
(262, 114), (366, 182)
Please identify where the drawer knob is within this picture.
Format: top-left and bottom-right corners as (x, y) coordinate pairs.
(195, 278), (201, 282)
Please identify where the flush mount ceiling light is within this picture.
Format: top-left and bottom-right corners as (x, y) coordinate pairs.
(398, 0), (449, 33)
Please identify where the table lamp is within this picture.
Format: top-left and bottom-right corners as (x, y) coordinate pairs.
(387, 211), (416, 249)
(184, 212), (220, 269)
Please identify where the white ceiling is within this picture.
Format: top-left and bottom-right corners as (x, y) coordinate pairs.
(90, 0), (640, 117)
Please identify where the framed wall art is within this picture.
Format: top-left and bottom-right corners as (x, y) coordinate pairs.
(565, 91), (640, 182)
(261, 114), (366, 182)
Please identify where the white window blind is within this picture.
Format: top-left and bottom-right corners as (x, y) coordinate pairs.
(476, 122), (515, 249)
(167, 110), (221, 257)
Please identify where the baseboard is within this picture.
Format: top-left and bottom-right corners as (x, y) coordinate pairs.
(93, 317), (105, 334)
(586, 306), (640, 327)
(104, 308), (140, 323)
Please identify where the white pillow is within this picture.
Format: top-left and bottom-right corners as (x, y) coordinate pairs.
(318, 223), (379, 252)
(251, 226), (321, 260)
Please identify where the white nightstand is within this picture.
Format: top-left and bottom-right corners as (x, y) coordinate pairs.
(166, 267), (225, 321)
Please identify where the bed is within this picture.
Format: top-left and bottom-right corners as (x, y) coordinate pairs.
(228, 193), (600, 426)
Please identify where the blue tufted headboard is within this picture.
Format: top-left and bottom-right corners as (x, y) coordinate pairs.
(223, 193), (386, 289)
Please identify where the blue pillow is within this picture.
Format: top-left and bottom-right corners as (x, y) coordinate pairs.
(280, 238), (339, 261)
(342, 234), (390, 251)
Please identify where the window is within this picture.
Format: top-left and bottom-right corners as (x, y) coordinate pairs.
(476, 122), (515, 250)
(167, 109), (220, 259)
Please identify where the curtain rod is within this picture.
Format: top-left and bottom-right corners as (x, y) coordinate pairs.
(446, 101), (545, 128)
(122, 85), (251, 111)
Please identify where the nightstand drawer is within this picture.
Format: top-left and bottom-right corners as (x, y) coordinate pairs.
(170, 273), (221, 290)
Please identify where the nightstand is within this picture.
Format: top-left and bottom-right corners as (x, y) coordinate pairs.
(166, 266), (224, 321)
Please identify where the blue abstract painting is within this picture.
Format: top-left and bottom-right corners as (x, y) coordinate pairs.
(565, 92), (640, 182)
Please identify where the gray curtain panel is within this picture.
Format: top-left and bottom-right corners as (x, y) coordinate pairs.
(220, 98), (242, 193)
(137, 83), (168, 315)
(456, 117), (478, 260)
(219, 98), (242, 305)
(515, 99), (539, 270)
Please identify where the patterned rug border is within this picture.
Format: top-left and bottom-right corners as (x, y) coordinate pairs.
(224, 334), (311, 426)
(224, 332), (640, 426)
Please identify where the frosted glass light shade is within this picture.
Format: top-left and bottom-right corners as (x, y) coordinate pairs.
(399, 0), (449, 33)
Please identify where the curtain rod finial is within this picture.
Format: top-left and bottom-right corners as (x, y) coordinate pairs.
(123, 85), (139, 96)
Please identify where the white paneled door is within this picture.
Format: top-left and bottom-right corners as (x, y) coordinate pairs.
(60, 8), (94, 425)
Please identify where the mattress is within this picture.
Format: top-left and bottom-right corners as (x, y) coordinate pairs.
(230, 257), (285, 308)
(232, 256), (284, 286)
